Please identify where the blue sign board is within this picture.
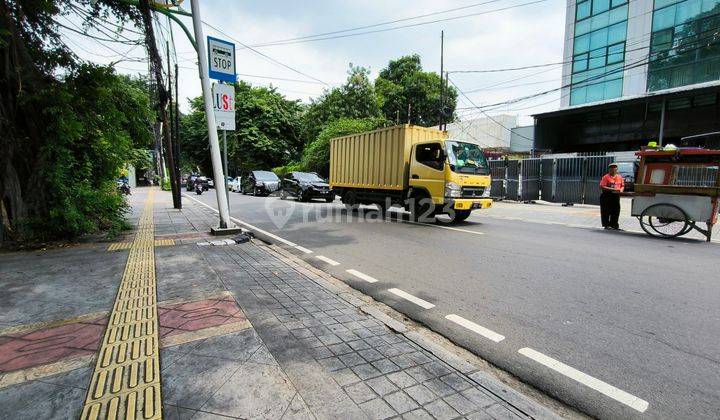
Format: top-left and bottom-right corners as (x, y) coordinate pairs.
(207, 36), (236, 83)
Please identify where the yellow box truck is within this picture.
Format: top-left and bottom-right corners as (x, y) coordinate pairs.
(329, 124), (492, 222)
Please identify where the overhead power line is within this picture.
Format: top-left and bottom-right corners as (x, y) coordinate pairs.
(246, 0), (549, 48)
(200, 20), (331, 86)
(247, 0), (505, 46)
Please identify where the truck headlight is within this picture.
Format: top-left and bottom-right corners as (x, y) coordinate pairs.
(445, 182), (462, 198)
(482, 187), (491, 198)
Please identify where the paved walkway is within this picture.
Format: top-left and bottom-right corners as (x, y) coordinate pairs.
(0, 188), (564, 419)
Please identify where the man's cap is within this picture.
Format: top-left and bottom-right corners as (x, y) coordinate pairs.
(608, 163), (618, 168)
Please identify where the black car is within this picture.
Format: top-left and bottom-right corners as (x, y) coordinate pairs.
(240, 170), (280, 196)
(280, 172), (334, 202)
(615, 161), (637, 192)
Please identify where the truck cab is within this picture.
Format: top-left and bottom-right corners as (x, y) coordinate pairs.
(408, 140), (492, 222)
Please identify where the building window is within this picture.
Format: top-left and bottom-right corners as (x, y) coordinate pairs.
(647, 0), (720, 92)
(570, 0), (628, 105)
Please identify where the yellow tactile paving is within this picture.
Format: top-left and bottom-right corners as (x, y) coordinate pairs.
(107, 242), (132, 251)
(153, 239), (174, 247)
(82, 190), (163, 420)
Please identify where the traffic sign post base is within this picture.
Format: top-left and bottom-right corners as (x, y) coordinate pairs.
(210, 225), (244, 236)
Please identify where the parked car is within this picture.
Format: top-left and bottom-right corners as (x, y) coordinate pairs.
(280, 171), (334, 202)
(615, 161), (637, 192)
(241, 170), (281, 196)
(207, 178), (214, 188)
(229, 176), (242, 192)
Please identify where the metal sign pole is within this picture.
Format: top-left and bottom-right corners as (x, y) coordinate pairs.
(223, 129), (230, 206)
(189, 0), (234, 230)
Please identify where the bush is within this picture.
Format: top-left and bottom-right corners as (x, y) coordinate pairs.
(161, 178), (171, 191)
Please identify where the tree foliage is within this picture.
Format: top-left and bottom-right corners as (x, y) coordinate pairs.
(301, 64), (382, 143)
(180, 81), (304, 175)
(0, 0), (153, 243)
(375, 54), (457, 127)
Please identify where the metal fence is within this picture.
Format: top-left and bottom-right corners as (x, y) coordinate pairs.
(489, 160), (506, 198)
(490, 156), (619, 205)
(506, 160), (519, 201)
(520, 158), (541, 201)
(583, 156), (614, 205)
(541, 159), (554, 202)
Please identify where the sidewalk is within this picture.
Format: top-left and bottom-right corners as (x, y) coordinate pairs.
(0, 188), (566, 419)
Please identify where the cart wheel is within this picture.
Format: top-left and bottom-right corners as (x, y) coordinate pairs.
(639, 203), (689, 238)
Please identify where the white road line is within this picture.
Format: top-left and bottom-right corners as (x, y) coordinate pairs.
(183, 193), (298, 247)
(386, 209), (484, 235)
(316, 255), (340, 266)
(346, 269), (379, 283)
(445, 314), (505, 343)
(388, 288), (435, 309)
(295, 245), (313, 254)
(518, 348), (649, 413)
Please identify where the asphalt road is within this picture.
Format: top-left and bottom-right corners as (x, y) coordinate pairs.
(190, 189), (720, 419)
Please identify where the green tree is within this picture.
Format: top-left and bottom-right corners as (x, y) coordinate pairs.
(1, 0), (153, 243)
(301, 64), (382, 143)
(300, 117), (388, 177)
(180, 81), (304, 175)
(375, 54), (457, 127)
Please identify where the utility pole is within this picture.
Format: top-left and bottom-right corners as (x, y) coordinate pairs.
(444, 72), (449, 130)
(658, 98), (666, 147)
(439, 31), (444, 130)
(174, 61), (181, 204)
(139, 0), (180, 208)
(189, 0), (235, 231)
(407, 103), (411, 125)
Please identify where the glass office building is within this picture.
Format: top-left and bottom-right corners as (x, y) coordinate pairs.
(564, 0), (720, 106)
(570, 0), (629, 105)
(647, 0), (720, 91)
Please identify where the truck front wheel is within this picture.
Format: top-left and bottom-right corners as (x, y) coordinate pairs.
(450, 210), (471, 223)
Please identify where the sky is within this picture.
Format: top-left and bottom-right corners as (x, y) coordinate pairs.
(59, 0), (567, 126)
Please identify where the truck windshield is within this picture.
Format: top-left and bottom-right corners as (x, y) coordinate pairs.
(445, 141), (489, 175)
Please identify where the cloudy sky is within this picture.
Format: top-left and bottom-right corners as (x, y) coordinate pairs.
(61, 0), (567, 125)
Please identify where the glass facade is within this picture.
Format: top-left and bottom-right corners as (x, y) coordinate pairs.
(570, 0), (629, 105)
(647, 0), (720, 91)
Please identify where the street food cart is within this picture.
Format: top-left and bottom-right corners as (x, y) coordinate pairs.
(631, 149), (720, 241)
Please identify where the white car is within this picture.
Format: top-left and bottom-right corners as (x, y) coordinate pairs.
(229, 176), (242, 192)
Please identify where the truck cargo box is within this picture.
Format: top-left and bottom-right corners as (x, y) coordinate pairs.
(330, 125), (447, 191)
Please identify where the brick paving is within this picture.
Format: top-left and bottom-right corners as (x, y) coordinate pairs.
(0, 189), (561, 419)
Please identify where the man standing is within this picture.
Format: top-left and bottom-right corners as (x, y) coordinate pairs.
(599, 163), (624, 229)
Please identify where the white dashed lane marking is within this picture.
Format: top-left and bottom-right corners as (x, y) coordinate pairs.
(518, 347), (649, 413)
(388, 288), (435, 309)
(346, 269), (379, 283)
(445, 314), (505, 343)
(316, 255), (340, 266)
(295, 245), (313, 254)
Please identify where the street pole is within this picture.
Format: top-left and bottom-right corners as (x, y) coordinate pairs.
(658, 98), (666, 147)
(189, 0), (234, 229)
(223, 129), (230, 206)
(439, 31), (444, 130)
(444, 72), (449, 130)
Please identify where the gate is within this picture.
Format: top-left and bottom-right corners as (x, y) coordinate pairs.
(540, 158), (554, 201)
(554, 157), (584, 204)
(506, 160), (520, 201)
(489, 160), (506, 198)
(583, 156), (614, 205)
(520, 158), (541, 201)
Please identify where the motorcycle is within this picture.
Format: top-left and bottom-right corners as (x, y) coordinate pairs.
(117, 180), (131, 195)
